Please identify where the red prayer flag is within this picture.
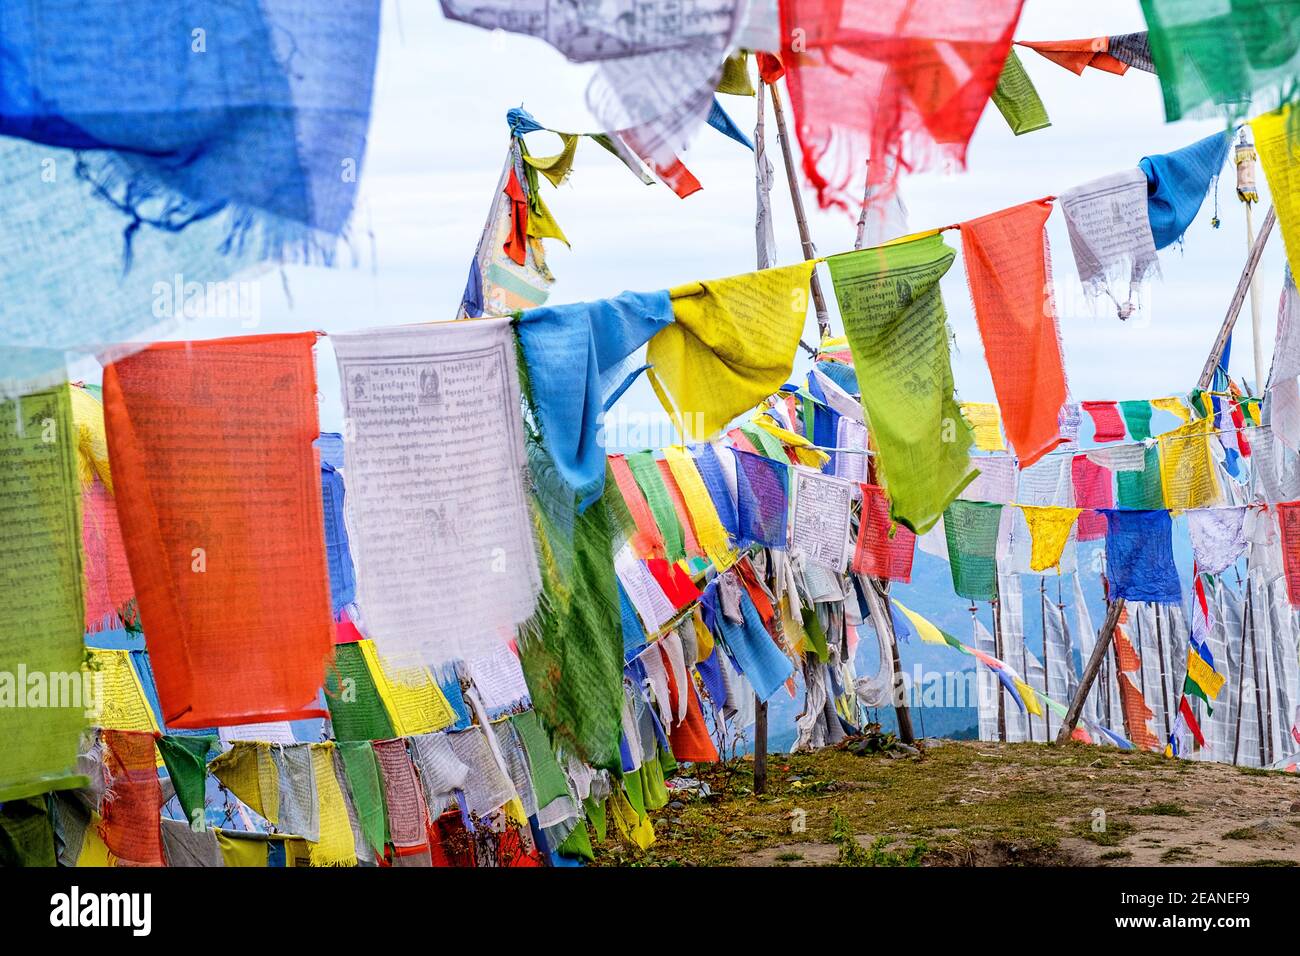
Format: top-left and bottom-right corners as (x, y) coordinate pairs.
(1081, 400), (1126, 442)
(960, 200), (1068, 468)
(779, 0), (1026, 215)
(1071, 454), (1113, 540)
(1179, 695), (1206, 748)
(103, 333), (335, 728)
(99, 730), (164, 867)
(503, 168), (528, 265)
(852, 483), (916, 582)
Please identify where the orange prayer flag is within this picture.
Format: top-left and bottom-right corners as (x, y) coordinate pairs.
(103, 333), (335, 728)
(1017, 38), (1129, 76)
(960, 200), (1068, 468)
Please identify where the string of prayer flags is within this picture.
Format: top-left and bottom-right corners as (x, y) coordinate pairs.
(103, 333), (334, 727)
(692, 444), (740, 540)
(733, 449), (790, 549)
(960, 199), (1068, 467)
(1139, 132), (1231, 249)
(1118, 400), (1154, 442)
(892, 601), (963, 650)
(1016, 34), (1153, 75)
(1186, 507), (1249, 576)
(778, 0), (1026, 214)
(789, 468), (853, 572)
(99, 730), (164, 867)
(655, 461), (705, 560)
(1141, 0), (1300, 121)
(853, 484), (916, 583)
(943, 500), (1004, 602)
(1253, 105), (1300, 282)
(1101, 509), (1183, 604)
(1020, 506), (1082, 573)
(1060, 170), (1160, 320)
(991, 49), (1052, 135)
(517, 291), (674, 507)
(0, 385), (89, 802)
(1158, 416), (1222, 510)
(648, 261), (816, 440)
(1072, 455), (1114, 541)
(829, 233), (976, 533)
(961, 403), (1006, 452)
(332, 320), (540, 669)
(1082, 401), (1127, 443)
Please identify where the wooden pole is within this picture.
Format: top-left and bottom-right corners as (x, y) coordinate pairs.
(1039, 578), (1052, 740)
(766, 79), (832, 340)
(753, 698), (768, 794)
(1055, 598), (1126, 743)
(750, 84), (770, 797)
(1245, 201), (1266, 393)
(1154, 607), (1172, 739)
(1197, 204), (1275, 390)
(1232, 587), (1251, 764)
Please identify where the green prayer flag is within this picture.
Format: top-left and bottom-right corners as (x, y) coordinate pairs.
(992, 49), (1052, 135)
(337, 741), (389, 855)
(583, 795), (607, 843)
(325, 642), (396, 742)
(739, 422), (789, 463)
(625, 451), (685, 563)
(556, 817), (595, 860)
(1142, 0), (1300, 121)
(0, 385), (89, 802)
(828, 234), (976, 533)
(511, 709), (571, 809)
(1119, 400), (1153, 441)
(641, 753), (670, 810)
(1117, 444), (1165, 509)
(943, 500), (1003, 603)
(157, 735), (216, 829)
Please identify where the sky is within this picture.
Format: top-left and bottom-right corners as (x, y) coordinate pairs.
(136, 0), (1291, 436)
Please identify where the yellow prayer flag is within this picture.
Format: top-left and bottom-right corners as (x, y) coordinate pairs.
(1013, 677), (1044, 717)
(1186, 648), (1226, 700)
(76, 814), (116, 867)
(1253, 106), (1300, 281)
(1159, 416), (1221, 510)
(648, 261), (816, 441)
(892, 600), (948, 646)
(664, 446), (738, 569)
(215, 828), (269, 867)
(309, 743), (357, 866)
(359, 640), (455, 736)
(1019, 505), (1081, 572)
(522, 133), (579, 187)
(1151, 395), (1190, 424)
(210, 741), (280, 824)
(961, 402), (1006, 451)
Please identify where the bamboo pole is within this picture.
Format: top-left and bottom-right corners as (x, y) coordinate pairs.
(766, 79), (832, 340)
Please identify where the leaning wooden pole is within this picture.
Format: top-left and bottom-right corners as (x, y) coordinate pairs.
(766, 79), (832, 340)
(751, 81), (771, 795)
(1197, 204), (1276, 390)
(1055, 598), (1125, 743)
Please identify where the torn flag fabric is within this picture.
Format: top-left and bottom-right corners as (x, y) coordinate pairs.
(1059, 170), (1160, 320)
(103, 333), (335, 728)
(1016, 34), (1152, 75)
(960, 200), (1068, 468)
(778, 0), (1026, 214)
(828, 233), (976, 533)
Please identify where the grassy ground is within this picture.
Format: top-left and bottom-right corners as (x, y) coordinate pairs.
(593, 739), (1300, 867)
